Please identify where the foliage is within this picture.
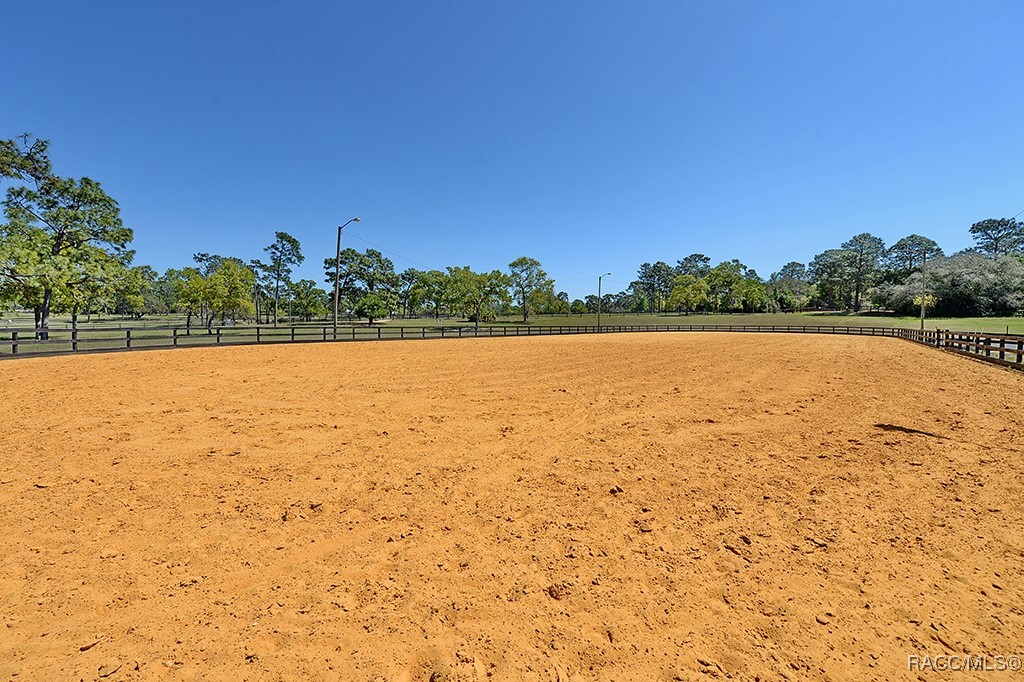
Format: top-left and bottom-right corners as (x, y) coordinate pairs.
(885, 235), (943, 281)
(666, 274), (710, 312)
(262, 231), (303, 324)
(288, 279), (329, 321)
(354, 292), (390, 324)
(447, 267), (510, 327)
(632, 261), (676, 313)
(840, 233), (886, 311)
(0, 137), (133, 329)
(675, 253), (711, 278)
(808, 249), (853, 309)
(875, 252), (1024, 316)
(969, 218), (1023, 256)
(507, 256), (553, 322)
(768, 262), (811, 311)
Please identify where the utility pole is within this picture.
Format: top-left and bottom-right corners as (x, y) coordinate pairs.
(597, 272), (611, 331)
(920, 249), (927, 331)
(334, 217), (361, 337)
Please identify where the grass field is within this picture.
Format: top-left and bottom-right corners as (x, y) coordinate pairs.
(3, 310), (1024, 335)
(1, 334), (1021, 680)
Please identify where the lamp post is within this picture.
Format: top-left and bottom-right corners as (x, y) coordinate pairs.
(920, 248), (927, 332)
(597, 272), (611, 332)
(334, 217), (361, 337)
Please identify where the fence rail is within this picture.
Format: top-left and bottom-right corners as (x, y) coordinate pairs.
(0, 323), (1021, 371)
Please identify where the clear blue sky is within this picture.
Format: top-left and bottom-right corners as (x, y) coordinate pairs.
(4, 1), (1022, 298)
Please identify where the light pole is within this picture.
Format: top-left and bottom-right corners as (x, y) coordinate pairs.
(334, 217), (361, 337)
(597, 272), (611, 331)
(920, 248), (927, 332)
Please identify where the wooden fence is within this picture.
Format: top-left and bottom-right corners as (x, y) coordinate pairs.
(0, 323), (1021, 371)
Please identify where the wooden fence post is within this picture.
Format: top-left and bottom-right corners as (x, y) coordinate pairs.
(72, 329), (79, 352)
(291, 327), (296, 343)
(173, 328), (178, 347)
(11, 330), (18, 355)
(216, 328), (222, 344)
(126, 329), (132, 349)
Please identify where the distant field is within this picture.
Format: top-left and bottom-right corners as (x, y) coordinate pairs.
(492, 312), (1024, 334)
(1, 334), (1021, 680)
(5, 310), (1022, 334)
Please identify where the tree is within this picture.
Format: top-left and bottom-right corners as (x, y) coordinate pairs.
(666, 274), (711, 313)
(111, 265), (162, 319)
(289, 279), (329, 321)
(1, 135), (52, 185)
(263, 231), (303, 326)
(841, 233), (886, 311)
(808, 249), (854, 309)
(1, 140), (133, 334)
(448, 267), (510, 329)
(675, 253), (712, 278)
(415, 270), (450, 320)
(570, 299), (587, 314)
(51, 246), (135, 324)
(173, 267), (206, 328)
(768, 262), (811, 311)
(885, 235), (943, 281)
(153, 268), (184, 315)
(875, 252), (1024, 316)
(323, 248), (398, 319)
(355, 292), (389, 324)
(969, 218), (1023, 256)
(706, 260), (747, 312)
(634, 261), (675, 312)
(202, 258), (255, 328)
(507, 257), (553, 322)
(397, 268), (422, 317)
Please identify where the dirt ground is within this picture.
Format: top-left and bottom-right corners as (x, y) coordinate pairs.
(0, 333), (1022, 681)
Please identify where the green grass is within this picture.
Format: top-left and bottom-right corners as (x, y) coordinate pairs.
(480, 312), (1024, 334)
(4, 310), (1022, 336)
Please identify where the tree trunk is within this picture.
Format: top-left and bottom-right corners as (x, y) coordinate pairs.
(38, 289), (52, 340)
(273, 271), (280, 327)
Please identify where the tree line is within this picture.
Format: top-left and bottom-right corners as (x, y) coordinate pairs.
(617, 227), (1022, 318)
(3, 135), (1023, 331)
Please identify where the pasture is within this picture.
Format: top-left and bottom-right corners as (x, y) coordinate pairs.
(0, 334), (1021, 680)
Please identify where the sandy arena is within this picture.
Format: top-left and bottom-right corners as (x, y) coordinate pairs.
(0, 333), (1022, 681)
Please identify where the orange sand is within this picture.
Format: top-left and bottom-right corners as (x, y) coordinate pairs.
(0, 333), (1022, 681)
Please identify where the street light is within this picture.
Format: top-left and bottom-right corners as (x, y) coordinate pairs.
(920, 248), (927, 332)
(597, 272), (611, 332)
(334, 217), (361, 337)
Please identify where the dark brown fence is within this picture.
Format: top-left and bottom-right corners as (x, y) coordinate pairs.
(0, 323), (1021, 371)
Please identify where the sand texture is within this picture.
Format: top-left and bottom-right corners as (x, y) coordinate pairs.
(0, 333), (1022, 681)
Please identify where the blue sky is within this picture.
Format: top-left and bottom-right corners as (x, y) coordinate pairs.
(4, 1), (1022, 299)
